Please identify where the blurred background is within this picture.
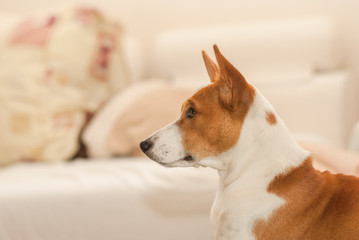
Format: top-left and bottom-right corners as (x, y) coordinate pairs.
(0, 0), (359, 240)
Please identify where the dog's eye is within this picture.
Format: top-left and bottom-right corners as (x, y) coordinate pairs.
(186, 107), (196, 119)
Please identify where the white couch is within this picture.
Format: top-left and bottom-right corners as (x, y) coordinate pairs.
(0, 15), (358, 240)
(0, 158), (217, 240)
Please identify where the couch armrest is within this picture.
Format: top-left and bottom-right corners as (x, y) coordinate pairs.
(348, 122), (359, 153)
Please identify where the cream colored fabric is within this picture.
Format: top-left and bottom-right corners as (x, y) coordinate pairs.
(299, 141), (359, 176)
(153, 17), (337, 87)
(348, 121), (359, 153)
(0, 158), (217, 240)
(0, 7), (129, 166)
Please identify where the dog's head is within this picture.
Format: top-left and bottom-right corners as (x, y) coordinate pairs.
(140, 45), (256, 168)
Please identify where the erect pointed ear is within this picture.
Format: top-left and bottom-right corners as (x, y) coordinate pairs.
(202, 50), (219, 83)
(213, 44), (254, 111)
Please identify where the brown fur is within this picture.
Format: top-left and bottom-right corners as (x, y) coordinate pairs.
(254, 158), (359, 239)
(265, 111), (277, 125)
(177, 81), (248, 159)
(176, 45), (255, 160)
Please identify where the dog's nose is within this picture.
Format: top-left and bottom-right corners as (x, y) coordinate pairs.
(140, 140), (152, 153)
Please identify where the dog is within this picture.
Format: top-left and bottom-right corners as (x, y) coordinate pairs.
(140, 45), (359, 240)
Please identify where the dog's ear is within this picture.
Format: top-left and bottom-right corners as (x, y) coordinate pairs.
(202, 50), (219, 83)
(213, 44), (254, 111)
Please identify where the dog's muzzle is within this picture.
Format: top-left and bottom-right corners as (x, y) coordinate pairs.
(139, 122), (197, 167)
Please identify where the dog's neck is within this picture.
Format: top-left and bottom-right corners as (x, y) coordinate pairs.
(199, 88), (310, 188)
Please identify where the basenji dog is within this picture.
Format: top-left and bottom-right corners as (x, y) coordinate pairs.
(140, 45), (359, 240)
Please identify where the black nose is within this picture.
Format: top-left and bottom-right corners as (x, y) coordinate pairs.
(140, 140), (152, 153)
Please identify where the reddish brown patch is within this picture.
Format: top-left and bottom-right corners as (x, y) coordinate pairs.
(178, 79), (255, 160)
(253, 157), (359, 239)
(265, 111), (277, 125)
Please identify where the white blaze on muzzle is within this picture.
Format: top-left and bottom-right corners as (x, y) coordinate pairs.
(141, 122), (194, 167)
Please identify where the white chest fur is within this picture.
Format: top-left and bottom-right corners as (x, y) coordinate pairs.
(210, 171), (285, 240)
